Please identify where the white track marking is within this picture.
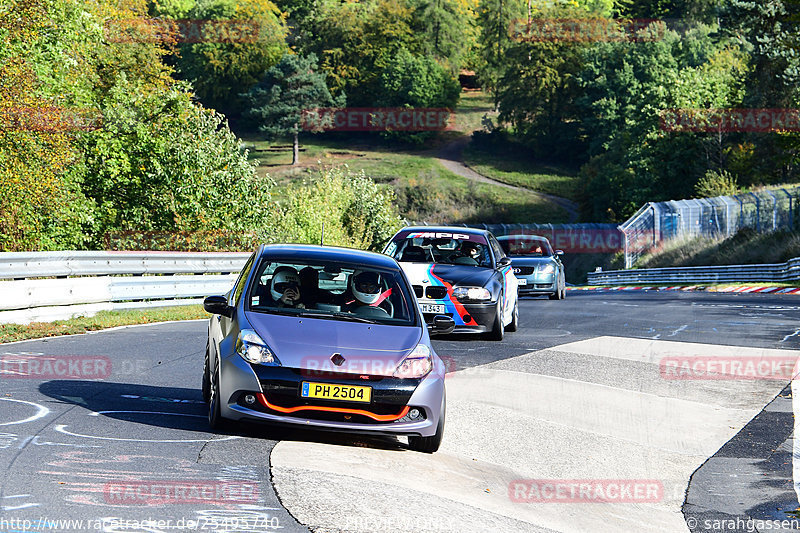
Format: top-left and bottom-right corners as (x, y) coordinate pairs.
(55, 411), (240, 443)
(0, 398), (50, 427)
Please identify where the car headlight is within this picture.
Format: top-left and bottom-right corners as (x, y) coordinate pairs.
(393, 344), (433, 379)
(538, 264), (555, 275)
(236, 329), (280, 365)
(452, 286), (491, 301)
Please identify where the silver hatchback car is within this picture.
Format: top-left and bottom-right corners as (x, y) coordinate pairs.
(202, 244), (454, 453)
(497, 235), (566, 300)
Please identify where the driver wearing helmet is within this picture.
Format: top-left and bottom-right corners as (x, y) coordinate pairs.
(346, 270), (389, 316)
(453, 241), (482, 264)
(270, 267), (306, 309)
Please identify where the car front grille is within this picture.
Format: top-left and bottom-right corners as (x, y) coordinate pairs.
(248, 392), (409, 424)
(514, 266), (536, 275)
(412, 285), (424, 298)
(425, 286), (447, 299)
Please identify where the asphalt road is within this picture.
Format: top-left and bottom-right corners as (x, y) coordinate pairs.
(1, 291), (800, 532)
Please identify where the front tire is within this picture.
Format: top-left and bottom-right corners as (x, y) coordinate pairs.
(202, 343), (211, 404)
(486, 296), (504, 341)
(208, 357), (227, 431)
(505, 301), (518, 332)
(408, 394), (445, 453)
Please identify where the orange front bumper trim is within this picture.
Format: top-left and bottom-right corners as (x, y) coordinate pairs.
(255, 393), (410, 422)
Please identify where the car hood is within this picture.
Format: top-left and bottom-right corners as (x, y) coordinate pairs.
(509, 256), (556, 267)
(245, 311), (422, 376)
(400, 262), (495, 287)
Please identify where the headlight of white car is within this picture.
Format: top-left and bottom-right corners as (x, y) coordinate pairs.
(452, 286), (491, 301)
(236, 329), (280, 365)
(538, 264), (555, 275)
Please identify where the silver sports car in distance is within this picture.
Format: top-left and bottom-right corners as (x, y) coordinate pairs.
(497, 234), (566, 300)
(202, 244), (453, 453)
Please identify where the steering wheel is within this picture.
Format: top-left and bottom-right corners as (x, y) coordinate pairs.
(377, 297), (394, 317)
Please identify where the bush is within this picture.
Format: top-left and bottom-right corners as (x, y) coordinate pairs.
(80, 79), (274, 244)
(694, 169), (739, 198)
(376, 48), (460, 144)
(271, 166), (404, 250)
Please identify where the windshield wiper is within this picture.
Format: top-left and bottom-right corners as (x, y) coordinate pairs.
(254, 307), (379, 324)
(329, 312), (378, 324)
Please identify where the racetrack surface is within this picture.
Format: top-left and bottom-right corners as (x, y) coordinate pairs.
(1, 291), (799, 532)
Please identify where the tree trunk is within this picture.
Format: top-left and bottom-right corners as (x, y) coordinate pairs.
(292, 128), (299, 166)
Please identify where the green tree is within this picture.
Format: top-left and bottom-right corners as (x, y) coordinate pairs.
(176, 0), (288, 117)
(410, 0), (475, 73)
(475, 0), (525, 108)
(495, 35), (586, 159)
(378, 48), (460, 108)
(720, 0), (800, 184)
(80, 79), (273, 241)
(243, 53), (343, 165)
(574, 23), (737, 220)
(619, 0), (722, 21)
(303, 0), (422, 105)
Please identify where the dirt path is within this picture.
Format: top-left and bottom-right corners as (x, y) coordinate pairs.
(436, 135), (580, 223)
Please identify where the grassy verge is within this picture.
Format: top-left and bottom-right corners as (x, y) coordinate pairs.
(449, 90), (496, 134)
(238, 89), (572, 225)
(637, 228), (800, 269)
(463, 144), (581, 201)
(0, 305), (208, 344)
(243, 137), (568, 223)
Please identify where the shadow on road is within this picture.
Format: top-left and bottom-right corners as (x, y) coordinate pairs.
(38, 380), (406, 452)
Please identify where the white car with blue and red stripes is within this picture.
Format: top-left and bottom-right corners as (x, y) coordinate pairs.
(383, 227), (518, 340)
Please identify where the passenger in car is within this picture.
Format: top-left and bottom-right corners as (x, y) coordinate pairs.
(271, 267), (306, 309)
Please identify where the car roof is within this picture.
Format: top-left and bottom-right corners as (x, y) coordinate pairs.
(257, 244), (400, 270)
(498, 234), (550, 242)
(395, 226), (491, 237)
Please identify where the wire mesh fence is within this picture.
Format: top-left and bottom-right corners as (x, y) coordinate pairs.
(620, 188), (800, 268)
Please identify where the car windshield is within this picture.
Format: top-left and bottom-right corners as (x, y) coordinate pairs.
(246, 258), (416, 326)
(499, 237), (553, 257)
(385, 232), (492, 268)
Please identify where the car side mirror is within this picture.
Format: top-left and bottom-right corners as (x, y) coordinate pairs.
(555, 250), (564, 256)
(428, 315), (455, 335)
(496, 257), (512, 268)
(204, 295), (233, 318)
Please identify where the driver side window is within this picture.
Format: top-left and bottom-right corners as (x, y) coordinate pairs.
(230, 253), (256, 306)
(489, 236), (506, 264)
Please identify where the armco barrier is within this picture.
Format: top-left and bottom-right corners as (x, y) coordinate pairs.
(0, 251), (251, 325)
(587, 257), (800, 285)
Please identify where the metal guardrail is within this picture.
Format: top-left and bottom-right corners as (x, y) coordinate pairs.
(0, 251), (249, 279)
(0, 251), (251, 324)
(587, 258), (800, 285)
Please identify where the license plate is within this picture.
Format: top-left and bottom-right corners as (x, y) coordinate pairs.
(516, 278), (528, 286)
(419, 303), (446, 314)
(301, 382), (371, 403)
